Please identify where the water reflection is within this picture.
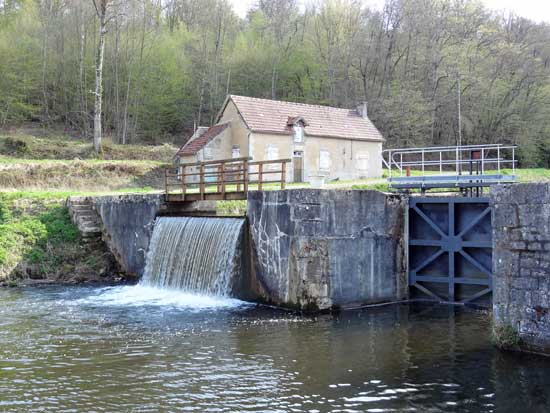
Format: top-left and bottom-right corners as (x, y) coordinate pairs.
(0, 285), (549, 412)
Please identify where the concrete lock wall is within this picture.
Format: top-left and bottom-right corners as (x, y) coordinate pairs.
(492, 183), (550, 354)
(247, 189), (408, 310)
(93, 194), (163, 277)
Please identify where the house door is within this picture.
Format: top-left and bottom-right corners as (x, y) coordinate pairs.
(293, 151), (304, 183)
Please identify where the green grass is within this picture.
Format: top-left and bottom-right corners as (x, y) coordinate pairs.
(217, 200), (247, 216)
(501, 168), (550, 182)
(384, 168), (550, 181)
(350, 182), (391, 191)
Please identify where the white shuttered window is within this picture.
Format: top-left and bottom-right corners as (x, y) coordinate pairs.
(319, 149), (331, 171)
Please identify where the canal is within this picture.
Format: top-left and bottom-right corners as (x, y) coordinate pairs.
(0, 285), (549, 412)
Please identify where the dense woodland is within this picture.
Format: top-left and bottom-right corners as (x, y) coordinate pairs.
(0, 0), (549, 166)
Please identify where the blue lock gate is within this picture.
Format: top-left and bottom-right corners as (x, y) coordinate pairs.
(408, 197), (493, 304)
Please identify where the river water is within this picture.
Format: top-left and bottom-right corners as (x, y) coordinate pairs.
(0, 285), (549, 412)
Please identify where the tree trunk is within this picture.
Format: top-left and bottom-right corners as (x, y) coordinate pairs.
(93, 0), (108, 153)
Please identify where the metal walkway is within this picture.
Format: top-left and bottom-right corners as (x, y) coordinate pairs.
(382, 144), (517, 193)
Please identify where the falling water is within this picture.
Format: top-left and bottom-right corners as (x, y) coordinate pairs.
(141, 217), (245, 296)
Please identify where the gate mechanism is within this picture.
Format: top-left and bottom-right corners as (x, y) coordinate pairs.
(408, 197), (492, 304)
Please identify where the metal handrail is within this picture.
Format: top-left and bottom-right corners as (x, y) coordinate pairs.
(381, 144), (517, 180)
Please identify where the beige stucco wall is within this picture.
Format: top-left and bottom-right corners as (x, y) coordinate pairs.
(249, 132), (382, 181)
(218, 100), (250, 157)
(197, 127), (232, 161)
(303, 137), (382, 180)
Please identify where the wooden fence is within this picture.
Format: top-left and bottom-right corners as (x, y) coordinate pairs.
(164, 157), (291, 201)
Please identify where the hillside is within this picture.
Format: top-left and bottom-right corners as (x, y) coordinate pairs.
(0, 133), (178, 161)
(0, 133), (179, 192)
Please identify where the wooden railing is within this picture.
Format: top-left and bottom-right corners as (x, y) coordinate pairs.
(164, 157), (291, 201)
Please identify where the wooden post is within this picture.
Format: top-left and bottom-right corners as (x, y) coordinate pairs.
(258, 163), (263, 191)
(281, 161), (286, 189)
(221, 162), (226, 199)
(164, 168), (168, 196)
(236, 161), (241, 192)
(243, 159), (249, 194)
(181, 165), (186, 201)
(217, 164), (222, 193)
(199, 164), (205, 200)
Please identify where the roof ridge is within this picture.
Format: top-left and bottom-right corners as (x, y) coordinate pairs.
(230, 94), (354, 112)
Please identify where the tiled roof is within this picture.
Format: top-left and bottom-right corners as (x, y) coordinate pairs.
(176, 123), (230, 156)
(228, 95), (384, 142)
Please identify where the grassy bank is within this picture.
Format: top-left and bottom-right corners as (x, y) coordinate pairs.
(0, 133), (177, 161)
(0, 133), (176, 191)
(0, 159), (165, 191)
(0, 192), (120, 285)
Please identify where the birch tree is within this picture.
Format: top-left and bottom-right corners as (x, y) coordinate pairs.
(91, 0), (110, 152)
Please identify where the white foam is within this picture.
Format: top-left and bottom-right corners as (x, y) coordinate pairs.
(77, 285), (249, 310)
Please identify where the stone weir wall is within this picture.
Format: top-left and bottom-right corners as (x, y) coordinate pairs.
(246, 189), (408, 311)
(492, 183), (550, 354)
(68, 194), (217, 277)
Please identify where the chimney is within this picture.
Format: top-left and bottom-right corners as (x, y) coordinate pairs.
(357, 101), (368, 118)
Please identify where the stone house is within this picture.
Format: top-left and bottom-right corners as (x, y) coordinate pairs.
(175, 95), (384, 182)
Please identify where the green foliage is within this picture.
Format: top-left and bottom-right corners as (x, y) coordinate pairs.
(217, 200), (247, 216)
(492, 323), (520, 349)
(0, 194), (80, 278)
(36, 207), (79, 245)
(0, 0), (549, 166)
(0, 201), (11, 224)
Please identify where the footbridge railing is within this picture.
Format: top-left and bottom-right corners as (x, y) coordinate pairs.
(164, 157), (291, 202)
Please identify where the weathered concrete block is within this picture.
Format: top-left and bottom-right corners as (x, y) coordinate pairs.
(247, 189), (407, 311)
(93, 194), (163, 277)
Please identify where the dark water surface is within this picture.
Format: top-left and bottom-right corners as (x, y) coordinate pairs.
(0, 285), (549, 413)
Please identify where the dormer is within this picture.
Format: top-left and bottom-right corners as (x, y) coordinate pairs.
(287, 116), (308, 143)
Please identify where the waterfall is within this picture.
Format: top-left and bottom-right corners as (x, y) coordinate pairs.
(141, 217), (245, 296)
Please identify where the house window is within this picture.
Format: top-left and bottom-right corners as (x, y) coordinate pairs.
(319, 149), (331, 171)
(294, 126), (304, 143)
(356, 152), (369, 172)
(232, 145), (240, 158)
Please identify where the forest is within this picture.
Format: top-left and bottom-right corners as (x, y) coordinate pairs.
(0, 0), (549, 166)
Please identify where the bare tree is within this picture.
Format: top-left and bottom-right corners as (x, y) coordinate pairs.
(91, 0), (110, 152)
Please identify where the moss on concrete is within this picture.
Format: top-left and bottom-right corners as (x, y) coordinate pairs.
(492, 323), (520, 350)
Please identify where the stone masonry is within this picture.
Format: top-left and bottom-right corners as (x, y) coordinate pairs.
(492, 183), (550, 354)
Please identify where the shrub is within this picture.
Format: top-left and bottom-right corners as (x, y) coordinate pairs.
(3, 137), (28, 155)
(493, 323), (520, 349)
